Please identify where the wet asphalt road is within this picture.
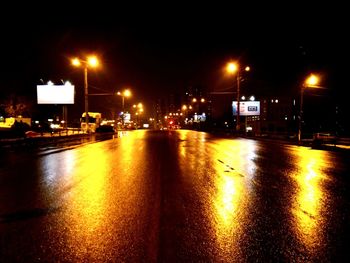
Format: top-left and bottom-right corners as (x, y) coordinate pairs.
(0, 130), (350, 262)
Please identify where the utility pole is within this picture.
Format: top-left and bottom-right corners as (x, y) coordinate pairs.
(236, 69), (241, 133)
(84, 66), (89, 131)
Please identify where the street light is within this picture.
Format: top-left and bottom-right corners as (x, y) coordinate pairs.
(135, 107), (144, 128)
(71, 55), (99, 133)
(117, 89), (131, 127)
(298, 73), (321, 143)
(117, 89), (131, 112)
(226, 61), (250, 133)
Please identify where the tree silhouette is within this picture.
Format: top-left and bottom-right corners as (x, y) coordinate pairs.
(1, 95), (33, 117)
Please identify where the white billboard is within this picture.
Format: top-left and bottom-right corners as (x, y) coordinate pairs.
(123, 113), (131, 122)
(37, 84), (75, 104)
(232, 101), (260, 116)
(194, 113), (207, 122)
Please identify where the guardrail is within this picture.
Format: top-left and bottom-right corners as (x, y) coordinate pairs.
(49, 128), (84, 137)
(25, 128), (85, 138)
(337, 138), (350, 146)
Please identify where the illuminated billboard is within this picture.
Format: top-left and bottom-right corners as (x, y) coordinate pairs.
(37, 84), (75, 104)
(194, 113), (206, 122)
(123, 113), (131, 122)
(232, 101), (260, 116)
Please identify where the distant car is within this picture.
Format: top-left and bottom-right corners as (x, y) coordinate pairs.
(25, 131), (41, 138)
(312, 132), (337, 145)
(96, 125), (115, 133)
(168, 125), (180, 130)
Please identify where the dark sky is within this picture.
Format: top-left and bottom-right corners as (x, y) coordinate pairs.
(1, 2), (349, 119)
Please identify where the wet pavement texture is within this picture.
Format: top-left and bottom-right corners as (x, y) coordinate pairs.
(0, 130), (350, 262)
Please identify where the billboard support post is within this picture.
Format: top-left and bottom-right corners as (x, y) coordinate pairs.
(63, 105), (67, 129)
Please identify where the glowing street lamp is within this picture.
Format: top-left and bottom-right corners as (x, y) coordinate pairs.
(135, 107), (144, 128)
(298, 74), (321, 143)
(226, 61), (250, 133)
(133, 102), (143, 113)
(120, 89), (131, 112)
(71, 55), (99, 132)
(117, 89), (132, 127)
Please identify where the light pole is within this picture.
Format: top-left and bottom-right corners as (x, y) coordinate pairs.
(117, 89), (131, 128)
(298, 74), (320, 143)
(135, 103), (143, 128)
(71, 56), (99, 133)
(226, 62), (250, 133)
(134, 107), (143, 128)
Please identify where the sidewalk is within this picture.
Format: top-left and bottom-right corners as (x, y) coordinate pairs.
(249, 135), (350, 151)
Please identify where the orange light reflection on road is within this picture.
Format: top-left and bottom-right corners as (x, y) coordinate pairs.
(211, 139), (258, 257)
(177, 130), (191, 158)
(177, 130), (208, 173)
(214, 174), (239, 229)
(290, 147), (332, 251)
(56, 142), (111, 259)
(60, 131), (148, 260)
(71, 143), (109, 231)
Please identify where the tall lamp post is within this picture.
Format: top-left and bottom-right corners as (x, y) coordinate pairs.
(298, 74), (320, 143)
(117, 89), (131, 127)
(226, 62), (250, 133)
(133, 103), (143, 128)
(71, 56), (99, 133)
(298, 74), (321, 143)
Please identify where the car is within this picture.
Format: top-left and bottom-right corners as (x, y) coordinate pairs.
(25, 131), (41, 138)
(96, 125), (115, 133)
(312, 132), (337, 145)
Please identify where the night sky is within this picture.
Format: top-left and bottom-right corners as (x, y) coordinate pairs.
(1, 3), (349, 120)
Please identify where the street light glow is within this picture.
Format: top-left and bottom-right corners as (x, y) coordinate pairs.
(305, 74), (319, 87)
(124, 89), (131, 97)
(72, 56), (100, 68)
(87, 56), (99, 67)
(226, 62), (238, 74)
(72, 58), (81, 67)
